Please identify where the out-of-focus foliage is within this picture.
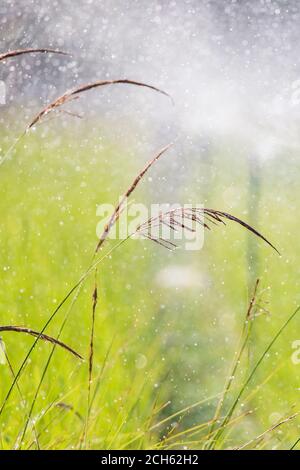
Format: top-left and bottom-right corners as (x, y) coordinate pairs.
(0, 129), (299, 449)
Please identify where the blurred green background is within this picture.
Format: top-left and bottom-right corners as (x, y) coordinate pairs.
(0, 125), (300, 450)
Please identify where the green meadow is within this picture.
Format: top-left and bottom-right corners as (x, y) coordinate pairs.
(0, 126), (300, 449)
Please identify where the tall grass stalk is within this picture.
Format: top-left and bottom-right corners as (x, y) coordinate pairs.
(207, 279), (259, 446)
(211, 304), (300, 448)
(0, 237), (128, 422)
(83, 271), (98, 448)
(17, 282), (86, 448)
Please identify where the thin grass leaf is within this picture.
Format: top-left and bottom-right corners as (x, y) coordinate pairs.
(0, 326), (82, 359)
(0, 237), (127, 420)
(236, 411), (299, 450)
(213, 304), (300, 446)
(17, 282), (85, 447)
(0, 48), (70, 62)
(83, 272), (99, 448)
(207, 279), (260, 445)
(28, 80), (172, 130)
(89, 279), (98, 388)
